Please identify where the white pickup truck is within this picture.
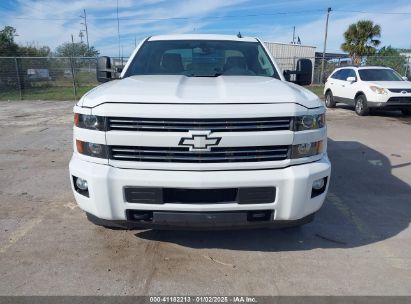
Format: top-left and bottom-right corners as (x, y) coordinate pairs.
(69, 34), (331, 229)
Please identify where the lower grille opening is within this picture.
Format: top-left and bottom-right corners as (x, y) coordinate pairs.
(163, 188), (237, 204)
(125, 210), (274, 224)
(124, 187), (276, 205)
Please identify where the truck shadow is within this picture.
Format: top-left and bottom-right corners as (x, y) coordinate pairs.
(135, 139), (411, 251)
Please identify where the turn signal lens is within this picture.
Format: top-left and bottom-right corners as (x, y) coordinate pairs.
(75, 140), (107, 159)
(291, 140), (324, 159)
(76, 140), (84, 153)
(74, 113), (80, 126)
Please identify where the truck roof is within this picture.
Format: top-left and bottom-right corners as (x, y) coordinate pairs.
(148, 34), (258, 42)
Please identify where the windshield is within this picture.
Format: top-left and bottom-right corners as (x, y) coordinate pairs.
(124, 40), (280, 78)
(358, 69), (403, 81)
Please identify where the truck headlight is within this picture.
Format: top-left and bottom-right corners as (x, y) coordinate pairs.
(76, 140), (108, 158)
(369, 86), (387, 95)
(74, 114), (106, 130)
(291, 140), (324, 159)
(294, 114), (325, 131)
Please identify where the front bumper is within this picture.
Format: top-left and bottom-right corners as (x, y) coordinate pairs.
(69, 154), (331, 228)
(85, 211), (316, 230)
(368, 95), (411, 109)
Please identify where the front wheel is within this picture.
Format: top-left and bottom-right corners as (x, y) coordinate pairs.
(325, 90), (336, 108)
(355, 95), (369, 116)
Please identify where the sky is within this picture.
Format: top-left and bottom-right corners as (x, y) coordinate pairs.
(0, 0), (410, 57)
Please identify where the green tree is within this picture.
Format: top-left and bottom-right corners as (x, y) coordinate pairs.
(367, 46), (407, 75)
(0, 26), (19, 56)
(341, 20), (381, 65)
(54, 42), (99, 57)
(18, 44), (50, 57)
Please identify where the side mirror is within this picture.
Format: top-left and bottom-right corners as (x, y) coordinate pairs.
(97, 56), (114, 83)
(295, 58), (312, 86)
(346, 76), (356, 83)
(283, 59), (312, 86)
(283, 70), (291, 82)
(402, 76), (408, 81)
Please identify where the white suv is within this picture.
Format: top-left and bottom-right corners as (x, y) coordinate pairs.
(324, 66), (411, 116)
(69, 34), (330, 229)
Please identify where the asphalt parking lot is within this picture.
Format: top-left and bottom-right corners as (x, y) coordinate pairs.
(0, 100), (410, 296)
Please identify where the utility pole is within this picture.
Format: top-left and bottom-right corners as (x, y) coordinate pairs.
(320, 7), (331, 84)
(292, 26), (295, 44)
(121, 45), (124, 66)
(80, 9), (89, 49)
(70, 34), (77, 99)
(117, 0), (121, 60)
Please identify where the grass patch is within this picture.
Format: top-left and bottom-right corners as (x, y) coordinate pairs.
(304, 85), (325, 99)
(0, 86), (95, 101)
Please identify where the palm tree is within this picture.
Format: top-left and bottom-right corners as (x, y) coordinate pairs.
(341, 20), (381, 65)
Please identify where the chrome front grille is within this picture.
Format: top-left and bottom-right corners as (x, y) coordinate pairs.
(109, 145), (290, 163)
(108, 117), (292, 132)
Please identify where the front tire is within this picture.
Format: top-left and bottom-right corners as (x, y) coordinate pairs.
(325, 90), (336, 108)
(355, 94), (369, 116)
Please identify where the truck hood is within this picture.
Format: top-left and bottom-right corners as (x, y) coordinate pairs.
(80, 75), (321, 108)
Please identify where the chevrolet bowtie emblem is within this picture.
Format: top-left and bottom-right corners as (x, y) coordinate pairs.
(179, 131), (221, 151)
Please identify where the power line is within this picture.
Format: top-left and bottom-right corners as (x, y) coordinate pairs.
(2, 4), (411, 23)
(7, 8), (411, 22)
(333, 9), (411, 15)
(8, 9), (326, 21)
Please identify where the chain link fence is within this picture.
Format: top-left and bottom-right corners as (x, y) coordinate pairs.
(0, 57), (125, 101)
(0, 55), (410, 101)
(275, 55), (411, 85)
